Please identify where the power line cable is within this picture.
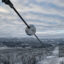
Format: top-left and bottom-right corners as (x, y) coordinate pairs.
(2, 0), (43, 45)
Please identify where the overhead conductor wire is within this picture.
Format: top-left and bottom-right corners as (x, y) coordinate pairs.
(2, 0), (42, 45)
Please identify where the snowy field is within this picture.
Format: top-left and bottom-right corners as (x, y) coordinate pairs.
(37, 46), (64, 64)
(0, 46), (64, 64)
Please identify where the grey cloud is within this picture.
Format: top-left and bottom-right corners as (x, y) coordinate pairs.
(0, 0), (64, 38)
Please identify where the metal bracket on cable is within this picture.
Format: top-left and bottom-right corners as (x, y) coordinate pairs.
(2, 0), (43, 45)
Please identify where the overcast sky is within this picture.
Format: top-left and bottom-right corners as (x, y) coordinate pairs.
(0, 0), (64, 38)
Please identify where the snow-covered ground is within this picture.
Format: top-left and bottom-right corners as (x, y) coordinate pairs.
(0, 46), (64, 64)
(37, 47), (64, 64)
